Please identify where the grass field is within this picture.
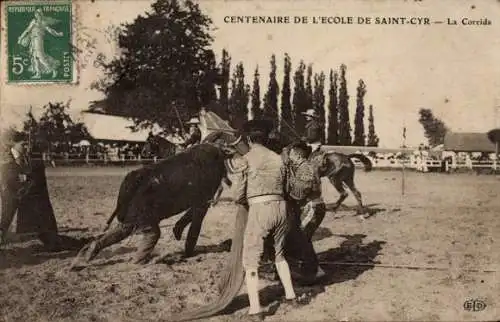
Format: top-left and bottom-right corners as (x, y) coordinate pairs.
(0, 167), (499, 322)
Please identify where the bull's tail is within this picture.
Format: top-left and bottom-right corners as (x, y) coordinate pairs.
(348, 153), (373, 172)
(103, 209), (119, 232)
(103, 169), (150, 232)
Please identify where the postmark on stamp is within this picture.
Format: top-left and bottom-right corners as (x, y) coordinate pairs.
(5, 1), (75, 84)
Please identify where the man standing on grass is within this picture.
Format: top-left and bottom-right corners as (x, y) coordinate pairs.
(225, 120), (307, 320)
(285, 141), (327, 242)
(0, 134), (31, 244)
(0, 133), (86, 250)
(283, 141), (327, 281)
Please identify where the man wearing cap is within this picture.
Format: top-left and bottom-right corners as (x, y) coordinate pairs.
(225, 120), (306, 319)
(1, 135), (86, 250)
(285, 141), (326, 242)
(182, 117), (202, 148)
(301, 108), (323, 153)
(0, 135), (31, 244)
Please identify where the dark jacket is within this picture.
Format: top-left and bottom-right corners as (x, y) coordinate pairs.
(304, 119), (322, 144)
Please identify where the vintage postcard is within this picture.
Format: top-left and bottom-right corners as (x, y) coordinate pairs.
(0, 0), (499, 321)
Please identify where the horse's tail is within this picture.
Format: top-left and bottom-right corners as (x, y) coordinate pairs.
(348, 153), (373, 172)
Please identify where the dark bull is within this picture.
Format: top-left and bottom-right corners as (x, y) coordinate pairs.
(72, 143), (228, 267)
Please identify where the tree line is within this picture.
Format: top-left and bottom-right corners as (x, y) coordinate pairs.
(213, 52), (380, 146)
(89, 0), (380, 147)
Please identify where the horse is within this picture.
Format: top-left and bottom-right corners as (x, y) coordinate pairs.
(318, 151), (372, 214)
(141, 134), (177, 160)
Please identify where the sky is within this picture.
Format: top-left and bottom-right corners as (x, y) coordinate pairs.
(1, 0), (499, 148)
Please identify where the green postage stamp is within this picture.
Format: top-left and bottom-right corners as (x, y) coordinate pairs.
(5, 1), (75, 84)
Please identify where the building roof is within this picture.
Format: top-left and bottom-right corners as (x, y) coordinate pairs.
(443, 132), (496, 152)
(80, 112), (161, 143)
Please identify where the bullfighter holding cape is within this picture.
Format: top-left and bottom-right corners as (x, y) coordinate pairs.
(0, 132), (87, 250)
(171, 120), (323, 321)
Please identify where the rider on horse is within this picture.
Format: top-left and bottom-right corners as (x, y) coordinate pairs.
(301, 109), (322, 153)
(300, 109), (330, 176)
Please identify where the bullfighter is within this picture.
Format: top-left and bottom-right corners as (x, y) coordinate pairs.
(225, 120), (307, 319)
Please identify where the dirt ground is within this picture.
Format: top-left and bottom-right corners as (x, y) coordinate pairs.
(1, 166), (499, 322)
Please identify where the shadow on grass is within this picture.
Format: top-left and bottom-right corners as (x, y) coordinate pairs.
(325, 203), (399, 220)
(0, 242), (80, 270)
(153, 239), (233, 265)
(220, 233), (386, 316)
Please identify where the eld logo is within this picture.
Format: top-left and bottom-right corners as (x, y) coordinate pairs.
(463, 299), (487, 312)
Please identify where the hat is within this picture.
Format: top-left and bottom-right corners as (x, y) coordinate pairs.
(242, 119), (274, 136)
(301, 109), (319, 118)
(186, 117), (200, 125)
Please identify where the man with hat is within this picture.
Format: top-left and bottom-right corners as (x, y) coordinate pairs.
(285, 141), (326, 243)
(182, 117), (202, 148)
(0, 134), (31, 244)
(224, 120), (306, 319)
(301, 108), (322, 153)
(1, 134), (86, 250)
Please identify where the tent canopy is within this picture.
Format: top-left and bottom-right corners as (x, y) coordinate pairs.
(443, 132), (496, 152)
(80, 112), (162, 143)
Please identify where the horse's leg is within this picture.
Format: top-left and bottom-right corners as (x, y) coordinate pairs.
(344, 173), (365, 215)
(133, 223), (161, 264)
(173, 210), (193, 241)
(184, 204), (210, 257)
(328, 176), (348, 210)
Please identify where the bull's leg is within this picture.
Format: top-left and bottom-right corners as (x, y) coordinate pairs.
(86, 223), (134, 262)
(184, 204), (210, 257)
(329, 176), (348, 210)
(133, 224), (161, 264)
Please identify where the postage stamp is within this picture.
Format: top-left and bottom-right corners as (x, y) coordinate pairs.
(5, 1), (75, 84)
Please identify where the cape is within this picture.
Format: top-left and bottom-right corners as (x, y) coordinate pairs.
(171, 202), (319, 321)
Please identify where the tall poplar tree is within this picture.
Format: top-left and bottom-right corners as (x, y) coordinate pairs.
(327, 69), (339, 145)
(305, 64), (313, 109)
(338, 64), (351, 145)
(228, 62), (249, 130)
(313, 72), (326, 143)
(217, 48), (231, 119)
(366, 104), (380, 147)
(250, 66), (262, 120)
(280, 53), (293, 134)
(263, 54), (279, 122)
(292, 60), (307, 134)
(353, 79), (367, 146)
